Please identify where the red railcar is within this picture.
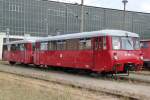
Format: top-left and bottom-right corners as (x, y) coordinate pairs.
(3, 40), (35, 65)
(33, 30), (143, 74)
(140, 40), (150, 68)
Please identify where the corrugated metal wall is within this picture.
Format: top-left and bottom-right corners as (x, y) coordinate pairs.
(0, 0), (150, 38)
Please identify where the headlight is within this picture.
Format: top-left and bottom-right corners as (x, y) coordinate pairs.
(113, 55), (118, 60)
(140, 56), (143, 60)
(113, 53), (118, 60)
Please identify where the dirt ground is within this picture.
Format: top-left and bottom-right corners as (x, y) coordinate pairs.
(0, 72), (123, 100)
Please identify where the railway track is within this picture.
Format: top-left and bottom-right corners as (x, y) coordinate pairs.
(0, 62), (150, 100)
(3, 62), (150, 86)
(1, 62), (150, 86)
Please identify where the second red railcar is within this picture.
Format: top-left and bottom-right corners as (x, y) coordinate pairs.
(3, 40), (35, 65)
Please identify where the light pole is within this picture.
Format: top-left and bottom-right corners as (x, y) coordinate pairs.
(122, 0), (128, 30)
(65, 5), (68, 33)
(80, 0), (84, 32)
(45, 9), (51, 36)
(24, 5), (26, 36)
(46, 19), (49, 36)
(46, 9), (49, 36)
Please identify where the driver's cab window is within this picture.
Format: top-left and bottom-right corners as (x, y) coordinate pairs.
(112, 37), (121, 50)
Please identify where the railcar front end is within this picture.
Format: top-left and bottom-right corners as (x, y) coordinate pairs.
(110, 36), (143, 73)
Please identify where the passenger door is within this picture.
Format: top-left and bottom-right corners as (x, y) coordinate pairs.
(75, 38), (93, 69)
(20, 43), (25, 63)
(34, 42), (40, 65)
(93, 37), (106, 71)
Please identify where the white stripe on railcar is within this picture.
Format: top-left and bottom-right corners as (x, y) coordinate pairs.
(3, 40), (36, 45)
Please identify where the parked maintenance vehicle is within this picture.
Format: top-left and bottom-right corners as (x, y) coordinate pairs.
(140, 39), (150, 69)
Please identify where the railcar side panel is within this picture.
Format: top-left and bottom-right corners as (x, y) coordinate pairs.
(3, 42), (34, 64)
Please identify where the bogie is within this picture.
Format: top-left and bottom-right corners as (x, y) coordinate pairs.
(9, 61), (16, 65)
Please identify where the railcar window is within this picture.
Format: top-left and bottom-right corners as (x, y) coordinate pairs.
(79, 39), (86, 50)
(3, 45), (8, 51)
(79, 38), (91, 50)
(48, 41), (52, 50)
(56, 41), (66, 50)
(86, 39), (92, 49)
(62, 41), (67, 50)
(15, 44), (19, 51)
(8, 45), (11, 51)
(20, 44), (25, 51)
(57, 41), (61, 50)
(53, 41), (57, 50)
(40, 42), (48, 50)
(141, 42), (149, 48)
(103, 37), (107, 50)
(95, 37), (106, 50)
(11, 44), (17, 51)
(134, 38), (140, 50)
(66, 39), (79, 50)
(48, 41), (57, 50)
(121, 37), (134, 50)
(99, 37), (103, 49)
(112, 37), (121, 50)
(112, 37), (140, 50)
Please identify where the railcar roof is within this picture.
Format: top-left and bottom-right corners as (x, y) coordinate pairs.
(37, 29), (139, 42)
(3, 39), (36, 45)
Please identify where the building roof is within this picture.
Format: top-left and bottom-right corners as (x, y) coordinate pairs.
(37, 29), (139, 42)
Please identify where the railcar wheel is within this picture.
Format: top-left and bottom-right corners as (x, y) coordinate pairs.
(9, 61), (16, 65)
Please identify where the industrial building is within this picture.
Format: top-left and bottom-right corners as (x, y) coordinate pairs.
(0, 0), (150, 38)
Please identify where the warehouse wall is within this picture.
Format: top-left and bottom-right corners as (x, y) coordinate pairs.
(0, 0), (150, 38)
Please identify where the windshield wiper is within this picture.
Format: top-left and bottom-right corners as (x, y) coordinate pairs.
(127, 39), (133, 49)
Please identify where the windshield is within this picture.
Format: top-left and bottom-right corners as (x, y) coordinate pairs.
(112, 37), (140, 50)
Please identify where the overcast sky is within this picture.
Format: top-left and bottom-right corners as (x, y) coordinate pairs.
(54, 0), (150, 13)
